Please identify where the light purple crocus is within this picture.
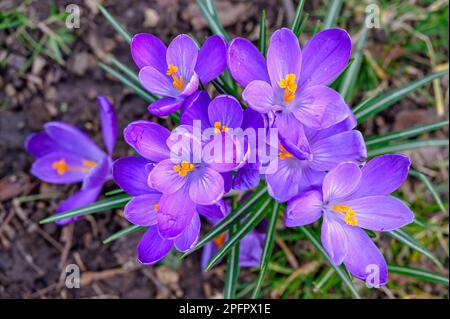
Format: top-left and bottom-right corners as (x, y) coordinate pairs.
(112, 156), (227, 265)
(25, 96), (117, 224)
(131, 33), (227, 116)
(284, 154), (415, 284)
(228, 27), (352, 141)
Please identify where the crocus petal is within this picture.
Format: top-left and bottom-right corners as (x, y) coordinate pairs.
(81, 155), (111, 190)
(53, 187), (102, 225)
(195, 35), (227, 84)
(137, 226), (174, 265)
(174, 213), (201, 252)
(123, 121), (170, 162)
(201, 242), (217, 271)
(343, 226), (388, 286)
(275, 112), (311, 160)
(124, 194), (161, 226)
(44, 122), (104, 161)
(148, 97), (184, 116)
(227, 37), (270, 87)
(139, 65), (178, 97)
(339, 196), (414, 231)
(148, 159), (188, 194)
(293, 85), (349, 129)
(349, 155), (411, 199)
(179, 71), (199, 97)
(304, 110), (356, 144)
(97, 96), (117, 155)
(197, 199), (228, 220)
(188, 167), (224, 205)
(130, 33), (167, 72)
(266, 28), (302, 88)
(310, 130), (367, 171)
(24, 131), (60, 158)
(239, 230), (264, 267)
(242, 80), (275, 113)
(157, 186), (196, 239)
(112, 157), (154, 196)
(180, 90), (211, 130)
(285, 190), (323, 226)
(31, 152), (89, 184)
(266, 157), (303, 203)
(222, 171), (233, 194)
(321, 214), (348, 265)
(299, 28), (352, 88)
(166, 34), (198, 81)
(202, 133), (244, 173)
(322, 162), (361, 202)
(208, 95), (243, 128)
(233, 163), (260, 190)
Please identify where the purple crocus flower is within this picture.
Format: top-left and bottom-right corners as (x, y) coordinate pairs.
(131, 33), (227, 116)
(284, 154), (415, 284)
(112, 156), (227, 265)
(228, 28), (352, 141)
(24, 96), (117, 224)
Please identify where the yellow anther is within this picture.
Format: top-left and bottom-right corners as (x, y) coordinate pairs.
(173, 161), (195, 177)
(213, 232), (226, 248)
(278, 73), (297, 102)
(332, 204), (358, 226)
(154, 203), (159, 212)
(52, 159), (71, 175)
(279, 144), (293, 160)
(52, 159), (96, 175)
(213, 121), (229, 133)
(166, 64), (185, 91)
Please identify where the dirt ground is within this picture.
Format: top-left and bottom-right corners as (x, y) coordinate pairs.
(0, 0), (448, 298)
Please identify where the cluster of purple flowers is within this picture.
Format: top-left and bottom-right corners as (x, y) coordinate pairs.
(26, 27), (415, 285)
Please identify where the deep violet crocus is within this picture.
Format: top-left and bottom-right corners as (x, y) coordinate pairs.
(228, 27), (352, 142)
(131, 33), (227, 116)
(112, 156), (227, 265)
(284, 155), (415, 284)
(25, 96), (117, 225)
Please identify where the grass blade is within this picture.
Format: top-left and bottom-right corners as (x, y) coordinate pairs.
(105, 188), (125, 196)
(103, 225), (145, 244)
(252, 202), (279, 298)
(98, 4), (132, 43)
(196, 0), (230, 41)
(223, 223), (240, 299)
(205, 198), (272, 271)
(322, 0), (343, 29)
(365, 120), (449, 147)
(290, 0), (305, 36)
(300, 226), (361, 299)
(389, 264), (449, 286)
(388, 229), (442, 268)
(259, 10), (267, 55)
(409, 169), (448, 213)
(39, 194), (131, 224)
(108, 56), (140, 84)
(367, 139), (449, 157)
(354, 70), (448, 122)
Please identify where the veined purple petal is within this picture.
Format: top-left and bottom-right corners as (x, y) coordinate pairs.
(304, 110), (356, 144)
(201, 242), (217, 271)
(166, 34), (198, 81)
(285, 190), (323, 227)
(148, 159), (188, 194)
(112, 157), (154, 196)
(275, 112), (311, 160)
(239, 229), (264, 267)
(267, 28), (302, 89)
(130, 33), (167, 72)
(97, 96), (117, 155)
(148, 97), (184, 116)
(322, 162), (361, 202)
(157, 186), (196, 239)
(348, 155), (411, 199)
(202, 132), (244, 173)
(123, 121), (170, 162)
(31, 152), (89, 184)
(54, 187), (102, 225)
(339, 196), (414, 231)
(299, 28), (352, 88)
(321, 213), (348, 265)
(195, 35), (227, 84)
(139, 65), (179, 97)
(227, 37), (270, 87)
(137, 226), (174, 265)
(197, 199), (228, 220)
(208, 95), (243, 128)
(174, 213), (201, 252)
(188, 167), (224, 205)
(343, 226), (388, 286)
(298, 166), (325, 192)
(233, 163), (260, 190)
(266, 156), (303, 203)
(181, 90), (211, 130)
(81, 155), (111, 190)
(222, 171), (233, 193)
(179, 71), (199, 98)
(242, 80), (275, 113)
(124, 193), (161, 227)
(25, 131), (60, 158)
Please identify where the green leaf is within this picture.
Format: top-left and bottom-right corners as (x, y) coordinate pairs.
(182, 185), (268, 257)
(300, 226), (361, 299)
(259, 10), (267, 55)
(108, 56), (140, 84)
(354, 70), (448, 122)
(223, 223), (240, 299)
(105, 188), (125, 196)
(290, 0), (305, 36)
(205, 198), (272, 271)
(195, 0), (230, 41)
(367, 139), (449, 157)
(365, 120), (449, 147)
(39, 194), (131, 224)
(98, 4), (132, 43)
(388, 229), (442, 268)
(103, 225), (145, 244)
(409, 169), (448, 213)
(389, 264), (449, 286)
(322, 0), (343, 29)
(252, 201), (279, 298)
